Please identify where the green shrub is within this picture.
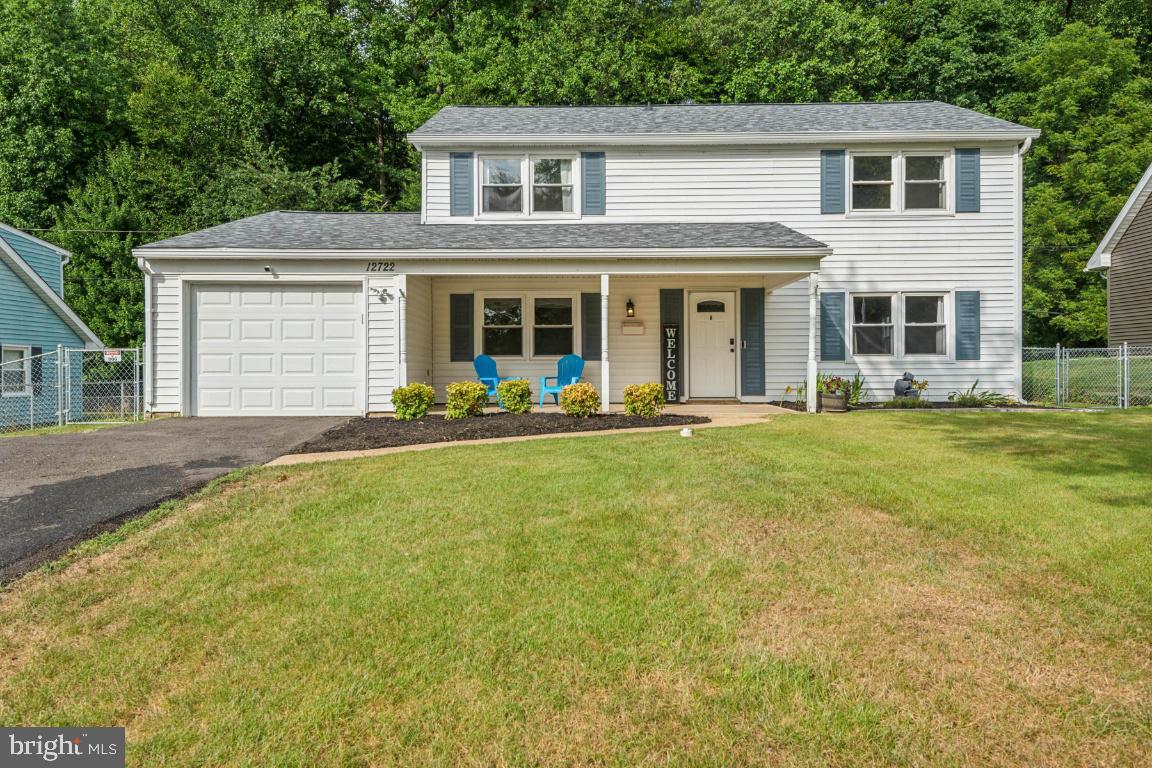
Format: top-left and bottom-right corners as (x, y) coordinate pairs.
(559, 382), (601, 417)
(880, 396), (934, 409)
(623, 382), (665, 417)
(948, 380), (1016, 407)
(445, 381), (489, 419)
(391, 382), (435, 421)
(497, 379), (532, 414)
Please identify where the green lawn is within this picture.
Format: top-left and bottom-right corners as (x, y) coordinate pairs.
(1, 412), (1149, 766)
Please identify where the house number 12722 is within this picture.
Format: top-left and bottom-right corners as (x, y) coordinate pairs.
(366, 261), (396, 272)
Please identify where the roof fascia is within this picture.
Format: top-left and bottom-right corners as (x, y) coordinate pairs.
(0, 239), (102, 346)
(1086, 162), (1152, 271)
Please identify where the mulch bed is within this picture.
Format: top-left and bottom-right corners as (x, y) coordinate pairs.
(290, 412), (711, 454)
(768, 399), (1037, 411)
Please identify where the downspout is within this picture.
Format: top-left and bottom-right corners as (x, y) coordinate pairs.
(1015, 136), (1033, 401)
(137, 256), (154, 415)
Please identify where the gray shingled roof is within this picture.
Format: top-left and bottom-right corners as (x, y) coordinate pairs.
(138, 212), (827, 252)
(410, 101), (1036, 138)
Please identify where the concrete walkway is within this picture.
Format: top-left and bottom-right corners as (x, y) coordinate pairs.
(268, 403), (793, 467)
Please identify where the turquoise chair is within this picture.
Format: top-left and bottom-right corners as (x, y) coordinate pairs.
(473, 354), (514, 407)
(539, 354), (585, 408)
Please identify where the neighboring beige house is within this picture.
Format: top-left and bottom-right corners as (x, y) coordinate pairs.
(1087, 162), (1152, 345)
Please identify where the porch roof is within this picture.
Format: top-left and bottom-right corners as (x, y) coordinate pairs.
(136, 212), (828, 256)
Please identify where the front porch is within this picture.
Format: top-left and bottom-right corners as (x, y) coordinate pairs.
(389, 270), (824, 413)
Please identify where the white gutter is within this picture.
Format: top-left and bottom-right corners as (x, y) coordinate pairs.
(133, 246), (832, 260)
(409, 129), (1040, 150)
(139, 259), (154, 414)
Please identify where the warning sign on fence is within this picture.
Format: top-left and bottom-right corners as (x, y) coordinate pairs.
(102, 349), (123, 363)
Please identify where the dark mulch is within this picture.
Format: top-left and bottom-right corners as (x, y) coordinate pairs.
(768, 399), (1036, 412)
(290, 412), (711, 454)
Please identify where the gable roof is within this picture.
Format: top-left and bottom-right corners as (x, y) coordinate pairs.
(409, 101), (1040, 146)
(0, 226), (101, 346)
(135, 212), (829, 255)
(1087, 161), (1152, 271)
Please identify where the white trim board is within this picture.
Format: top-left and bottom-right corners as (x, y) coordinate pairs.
(0, 237), (102, 347)
(1087, 161), (1152, 271)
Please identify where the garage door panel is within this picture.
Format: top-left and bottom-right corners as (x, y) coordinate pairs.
(192, 284), (363, 416)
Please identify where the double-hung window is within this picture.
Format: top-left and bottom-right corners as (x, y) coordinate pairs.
(904, 155), (947, 210)
(482, 297), (523, 356)
(852, 296), (894, 355)
(481, 158), (524, 214)
(1, 345), (31, 396)
(904, 295), (946, 355)
(533, 298), (573, 355)
(851, 155), (895, 210)
(531, 158), (574, 213)
(850, 152), (949, 212)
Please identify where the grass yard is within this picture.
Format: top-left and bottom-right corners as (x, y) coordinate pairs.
(0, 421), (130, 438)
(1, 411), (1149, 766)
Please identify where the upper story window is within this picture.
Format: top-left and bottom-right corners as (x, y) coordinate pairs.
(481, 159), (524, 214)
(532, 159), (574, 213)
(479, 155), (578, 217)
(850, 152), (949, 213)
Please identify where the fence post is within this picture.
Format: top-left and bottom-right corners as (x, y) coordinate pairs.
(1054, 343), (1062, 407)
(56, 345), (65, 425)
(1123, 342), (1130, 409)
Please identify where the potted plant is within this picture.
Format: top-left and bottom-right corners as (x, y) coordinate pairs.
(819, 375), (849, 412)
(908, 378), (929, 399)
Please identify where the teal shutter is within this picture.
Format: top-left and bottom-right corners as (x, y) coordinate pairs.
(581, 152), (605, 215)
(955, 291), (981, 360)
(449, 293), (474, 361)
(581, 292), (601, 359)
(821, 150), (846, 214)
(449, 152), (474, 216)
(820, 292), (846, 361)
(955, 148), (981, 213)
(659, 289), (683, 402)
(740, 288), (765, 396)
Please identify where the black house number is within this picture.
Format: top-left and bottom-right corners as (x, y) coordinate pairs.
(366, 261), (396, 273)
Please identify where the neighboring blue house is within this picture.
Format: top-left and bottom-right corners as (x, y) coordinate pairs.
(0, 222), (102, 429)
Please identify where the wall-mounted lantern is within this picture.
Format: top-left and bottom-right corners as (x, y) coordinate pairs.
(626, 298), (635, 318)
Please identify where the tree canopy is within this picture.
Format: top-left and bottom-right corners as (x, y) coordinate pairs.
(1, 0), (1149, 346)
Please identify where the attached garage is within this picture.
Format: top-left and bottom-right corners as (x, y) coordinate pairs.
(189, 283), (364, 416)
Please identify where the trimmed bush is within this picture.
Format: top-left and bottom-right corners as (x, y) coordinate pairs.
(391, 382), (435, 421)
(445, 381), (489, 419)
(559, 382), (601, 417)
(623, 382), (665, 418)
(497, 379), (532, 414)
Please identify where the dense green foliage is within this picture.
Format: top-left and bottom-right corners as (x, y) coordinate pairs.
(2, 0), (1150, 346)
(496, 379), (533, 414)
(391, 382), (436, 420)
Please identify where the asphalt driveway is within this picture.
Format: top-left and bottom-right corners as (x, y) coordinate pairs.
(0, 417), (343, 581)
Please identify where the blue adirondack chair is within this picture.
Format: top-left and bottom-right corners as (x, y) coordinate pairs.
(473, 354), (514, 407)
(539, 354), (585, 408)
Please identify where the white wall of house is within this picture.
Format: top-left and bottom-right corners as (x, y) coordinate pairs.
(423, 142), (1023, 399)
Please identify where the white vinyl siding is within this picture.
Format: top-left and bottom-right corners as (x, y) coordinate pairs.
(404, 274), (434, 384)
(150, 275), (183, 413)
(367, 274), (401, 411)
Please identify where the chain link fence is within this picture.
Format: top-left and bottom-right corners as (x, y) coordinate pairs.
(1022, 344), (1152, 407)
(0, 347), (142, 434)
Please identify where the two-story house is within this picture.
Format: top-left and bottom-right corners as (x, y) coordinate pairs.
(134, 101), (1038, 416)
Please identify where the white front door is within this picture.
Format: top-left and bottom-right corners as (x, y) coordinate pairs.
(190, 283), (364, 416)
(688, 291), (737, 398)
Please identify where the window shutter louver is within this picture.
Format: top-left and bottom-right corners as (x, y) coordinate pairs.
(819, 292), (846, 361)
(740, 288), (766, 396)
(581, 293), (601, 360)
(449, 152), (474, 216)
(955, 148), (981, 213)
(581, 152), (605, 215)
(955, 291), (981, 360)
(449, 293), (474, 362)
(820, 150), (846, 214)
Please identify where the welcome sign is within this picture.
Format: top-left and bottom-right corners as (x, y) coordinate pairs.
(662, 323), (680, 403)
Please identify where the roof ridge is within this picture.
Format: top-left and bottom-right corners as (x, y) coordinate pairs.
(441, 101), (941, 109)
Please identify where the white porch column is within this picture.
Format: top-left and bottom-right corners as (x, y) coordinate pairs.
(600, 273), (610, 412)
(807, 272), (819, 413)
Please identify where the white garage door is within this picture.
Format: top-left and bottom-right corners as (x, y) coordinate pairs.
(191, 283), (364, 416)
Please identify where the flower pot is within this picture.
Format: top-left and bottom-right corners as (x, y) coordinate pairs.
(819, 393), (848, 412)
(902, 391), (921, 399)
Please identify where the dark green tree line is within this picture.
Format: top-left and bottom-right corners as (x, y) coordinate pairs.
(1, 0), (1149, 346)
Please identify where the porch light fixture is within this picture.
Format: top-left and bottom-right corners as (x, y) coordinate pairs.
(626, 298), (635, 318)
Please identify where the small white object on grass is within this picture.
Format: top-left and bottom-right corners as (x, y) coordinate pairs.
(680, 427), (694, 438)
